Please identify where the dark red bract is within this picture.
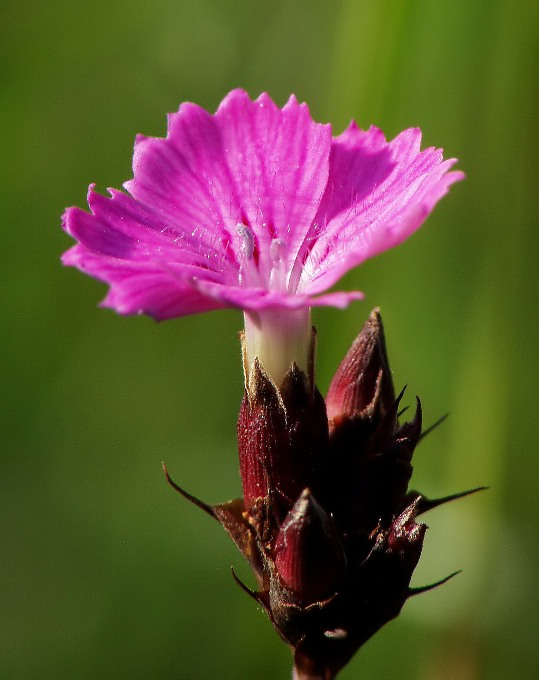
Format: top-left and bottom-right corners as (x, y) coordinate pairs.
(165, 309), (483, 679)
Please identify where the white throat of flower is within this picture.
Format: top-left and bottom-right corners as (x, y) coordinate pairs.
(235, 223), (313, 390)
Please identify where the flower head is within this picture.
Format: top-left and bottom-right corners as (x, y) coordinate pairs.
(62, 89), (463, 384)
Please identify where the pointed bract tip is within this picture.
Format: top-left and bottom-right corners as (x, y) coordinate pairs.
(408, 570), (462, 597)
(419, 412), (449, 442)
(416, 486), (489, 515)
(247, 356), (277, 402)
(162, 464), (215, 518)
(231, 566), (261, 602)
(387, 498), (426, 563)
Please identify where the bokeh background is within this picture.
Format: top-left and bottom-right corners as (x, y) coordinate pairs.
(2, 0), (538, 678)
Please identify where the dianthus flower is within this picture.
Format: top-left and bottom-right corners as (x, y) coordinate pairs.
(62, 89), (463, 386)
(62, 91), (474, 679)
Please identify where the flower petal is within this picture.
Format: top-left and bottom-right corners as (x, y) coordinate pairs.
(62, 92), (463, 320)
(62, 185), (232, 319)
(294, 124), (464, 295)
(62, 244), (226, 319)
(124, 89), (332, 282)
(190, 279), (364, 312)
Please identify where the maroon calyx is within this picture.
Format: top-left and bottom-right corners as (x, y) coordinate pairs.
(165, 309), (484, 679)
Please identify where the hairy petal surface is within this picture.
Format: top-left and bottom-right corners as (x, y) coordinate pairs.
(294, 124), (465, 295)
(62, 186), (229, 318)
(124, 89), (331, 285)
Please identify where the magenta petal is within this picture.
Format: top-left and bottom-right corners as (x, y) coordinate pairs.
(101, 275), (226, 320)
(295, 125), (464, 295)
(62, 185), (232, 319)
(64, 185), (233, 272)
(62, 243), (225, 319)
(125, 89), (332, 280)
(62, 91), (463, 320)
(190, 279), (363, 312)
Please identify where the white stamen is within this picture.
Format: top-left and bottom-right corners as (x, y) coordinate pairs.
(270, 237), (286, 262)
(269, 237), (287, 292)
(236, 223), (255, 260)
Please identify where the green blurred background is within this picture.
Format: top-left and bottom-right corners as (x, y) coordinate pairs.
(2, 0), (537, 677)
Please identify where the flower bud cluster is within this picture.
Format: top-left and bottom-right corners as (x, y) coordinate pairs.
(166, 309), (480, 679)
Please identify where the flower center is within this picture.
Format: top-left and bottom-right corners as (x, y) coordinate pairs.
(235, 224), (312, 390)
(235, 222), (290, 294)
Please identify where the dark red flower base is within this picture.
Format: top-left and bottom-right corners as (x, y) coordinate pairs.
(165, 309), (484, 679)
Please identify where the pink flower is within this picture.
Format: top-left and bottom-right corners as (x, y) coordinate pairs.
(62, 89), (463, 384)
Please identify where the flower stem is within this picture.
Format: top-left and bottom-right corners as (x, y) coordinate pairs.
(243, 307), (312, 389)
(292, 664), (336, 680)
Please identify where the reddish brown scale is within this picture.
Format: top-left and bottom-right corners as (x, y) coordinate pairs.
(237, 360), (287, 511)
(238, 358), (329, 527)
(387, 499), (427, 567)
(274, 489), (345, 604)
